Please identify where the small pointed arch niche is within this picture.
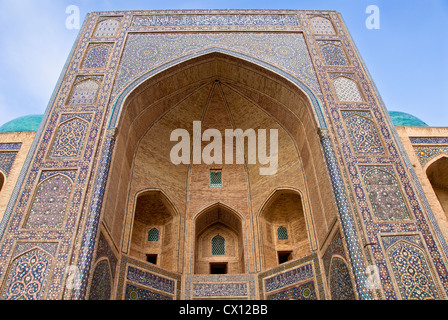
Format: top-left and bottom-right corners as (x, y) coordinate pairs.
(332, 76), (364, 103)
(67, 78), (101, 106)
(129, 190), (180, 272)
(309, 15), (337, 35)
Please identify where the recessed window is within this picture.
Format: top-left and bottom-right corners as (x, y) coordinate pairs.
(211, 235), (225, 255)
(146, 254), (158, 265)
(277, 226), (288, 240)
(210, 170), (222, 187)
(148, 228), (159, 242)
(278, 251), (292, 264)
(210, 262), (228, 274)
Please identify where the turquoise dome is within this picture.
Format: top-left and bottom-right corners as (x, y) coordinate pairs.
(0, 115), (43, 133)
(388, 111), (428, 127)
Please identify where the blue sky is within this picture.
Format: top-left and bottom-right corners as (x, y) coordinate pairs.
(0, 0), (447, 127)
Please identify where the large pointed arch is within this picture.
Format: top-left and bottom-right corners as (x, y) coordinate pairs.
(108, 48), (327, 130)
(96, 49), (346, 283)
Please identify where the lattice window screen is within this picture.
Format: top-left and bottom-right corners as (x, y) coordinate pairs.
(210, 170), (223, 187)
(277, 226), (289, 240)
(211, 235), (225, 255)
(148, 228), (159, 242)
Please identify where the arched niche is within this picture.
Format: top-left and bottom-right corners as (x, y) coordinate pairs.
(426, 156), (448, 218)
(129, 190), (180, 272)
(194, 203), (245, 275)
(258, 189), (310, 270)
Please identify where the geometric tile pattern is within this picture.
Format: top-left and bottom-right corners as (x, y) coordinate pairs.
(49, 115), (91, 159)
(309, 16), (336, 35)
(116, 255), (181, 300)
(23, 171), (74, 229)
(0, 143), (22, 151)
(410, 137), (448, 144)
(0, 152), (18, 176)
(94, 232), (118, 280)
(329, 256), (356, 300)
(185, 274), (256, 299)
(413, 146), (448, 167)
(317, 40), (349, 66)
(113, 32), (322, 98)
(192, 282), (248, 298)
(0, 9), (447, 302)
(264, 262), (314, 293)
(333, 76), (363, 102)
(361, 166), (411, 221)
(88, 259), (112, 300)
(266, 281), (317, 300)
(68, 77), (102, 106)
(81, 44), (113, 69)
(94, 18), (121, 37)
(342, 110), (385, 155)
(125, 283), (172, 300)
(322, 231), (347, 276)
(0, 248), (53, 300)
(132, 14), (300, 27)
(126, 266), (175, 295)
(383, 235), (439, 300)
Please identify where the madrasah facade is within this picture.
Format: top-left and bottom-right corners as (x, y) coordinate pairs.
(0, 10), (447, 300)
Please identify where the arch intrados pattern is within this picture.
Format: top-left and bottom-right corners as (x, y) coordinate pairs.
(113, 52), (326, 185)
(112, 50), (325, 136)
(193, 202), (244, 237)
(133, 188), (180, 219)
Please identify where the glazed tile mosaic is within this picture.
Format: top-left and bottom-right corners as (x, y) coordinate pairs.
(332, 76), (364, 102)
(0, 143), (22, 151)
(132, 14), (300, 27)
(112, 32), (322, 97)
(116, 255), (181, 300)
(0, 152), (18, 176)
(49, 114), (92, 159)
(81, 44), (113, 69)
(266, 281), (316, 300)
(382, 235), (440, 300)
(317, 40), (349, 66)
(88, 259), (112, 300)
(413, 146), (448, 167)
(68, 76), (103, 106)
(341, 110), (385, 155)
(361, 166), (411, 221)
(93, 17), (122, 37)
(0, 9), (447, 301)
(192, 282), (248, 298)
(308, 15), (336, 35)
(185, 274), (256, 299)
(23, 172), (74, 229)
